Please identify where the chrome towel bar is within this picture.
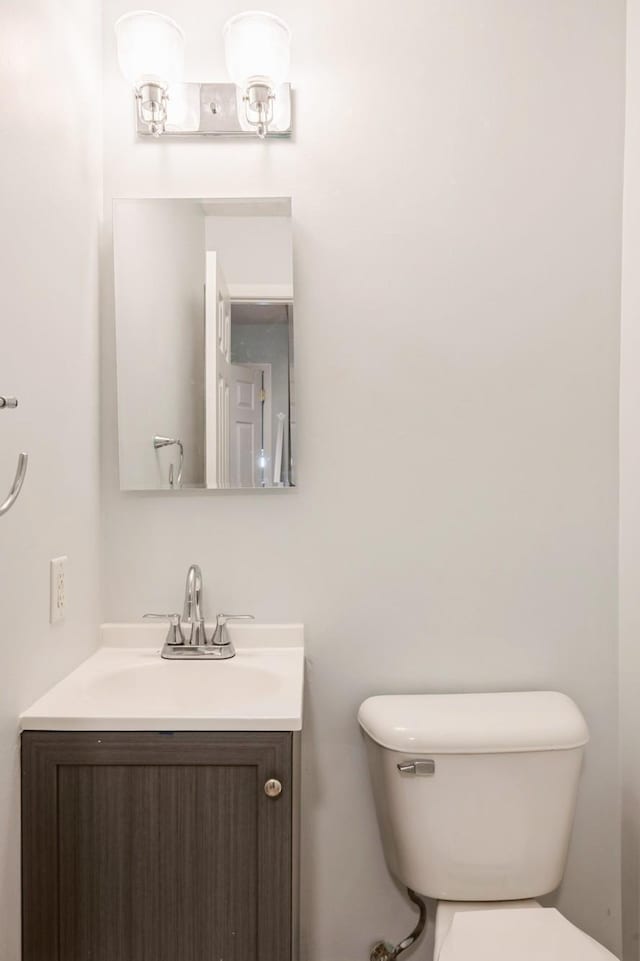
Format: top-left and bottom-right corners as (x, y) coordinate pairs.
(0, 453), (28, 516)
(1, 395), (28, 517)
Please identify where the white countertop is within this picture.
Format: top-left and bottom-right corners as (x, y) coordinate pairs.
(20, 622), (304, 732)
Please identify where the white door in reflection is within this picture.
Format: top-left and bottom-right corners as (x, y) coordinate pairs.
(230, 365), (262, 487)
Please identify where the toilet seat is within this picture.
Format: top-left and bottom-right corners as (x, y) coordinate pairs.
(437, 907), (617, 961)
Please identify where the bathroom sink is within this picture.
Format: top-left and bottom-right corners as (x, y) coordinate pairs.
(19, 622), (304, 731)
(91, 659), (282, 705)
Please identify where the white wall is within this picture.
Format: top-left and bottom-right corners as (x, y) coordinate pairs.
(205, 213), (293, 296)
(620, 3), (640, 958)
(114, 200), (206, 488)
(101, 2), (624, 957)
(0, 1), (102, 957)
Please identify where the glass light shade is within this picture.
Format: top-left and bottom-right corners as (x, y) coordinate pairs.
(224, 11), (290, 89)
(115, 10), (185, 87)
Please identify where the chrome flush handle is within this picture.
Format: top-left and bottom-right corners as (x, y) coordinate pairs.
(397, 760), (435, 776)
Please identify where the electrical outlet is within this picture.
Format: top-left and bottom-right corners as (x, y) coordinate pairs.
(50, 556), (67, 624)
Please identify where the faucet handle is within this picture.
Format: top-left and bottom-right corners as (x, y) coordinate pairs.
(213, 613), (254, 648)
(216, 613), (255, 625)
(143, 612), (185, 646)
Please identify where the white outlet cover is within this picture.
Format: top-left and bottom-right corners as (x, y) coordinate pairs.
(50, 556), (67, 624)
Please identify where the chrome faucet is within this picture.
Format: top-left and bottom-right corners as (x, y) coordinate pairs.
(183, 564), (207, 646)
(144, 564), (254, 660)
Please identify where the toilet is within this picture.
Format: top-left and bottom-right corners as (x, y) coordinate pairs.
(358, 691), (618, 960)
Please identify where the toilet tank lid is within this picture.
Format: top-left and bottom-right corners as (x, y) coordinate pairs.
(357, 691), (589, 754)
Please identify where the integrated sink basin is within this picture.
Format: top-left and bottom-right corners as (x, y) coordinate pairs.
(91, 658), (282, 705)
(20, 622), (304, 731)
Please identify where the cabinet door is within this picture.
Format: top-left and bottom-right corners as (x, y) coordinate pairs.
(22, 731), (292, 961)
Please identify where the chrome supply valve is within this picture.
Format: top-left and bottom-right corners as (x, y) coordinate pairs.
(369, 889), (427, 961)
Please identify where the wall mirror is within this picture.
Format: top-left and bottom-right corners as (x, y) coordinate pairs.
(113, 197), (295, 491)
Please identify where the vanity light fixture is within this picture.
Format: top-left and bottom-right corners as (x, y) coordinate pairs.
(115, 11), (185, 136)
(223, 12), (291, 138)
(115, 9), (292, 139)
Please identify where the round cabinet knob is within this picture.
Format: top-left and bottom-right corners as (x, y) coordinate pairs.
(264, 778), (283, 798)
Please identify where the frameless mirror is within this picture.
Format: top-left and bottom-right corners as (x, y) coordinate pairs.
(113, 197), (295, 490)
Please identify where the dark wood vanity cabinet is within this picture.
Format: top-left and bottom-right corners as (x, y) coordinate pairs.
(22, 731), (296, 961)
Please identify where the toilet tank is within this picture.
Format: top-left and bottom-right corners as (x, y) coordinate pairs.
(358, 691), (589, 902)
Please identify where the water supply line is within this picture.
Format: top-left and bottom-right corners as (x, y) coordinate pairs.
(369, 889), (428, 961)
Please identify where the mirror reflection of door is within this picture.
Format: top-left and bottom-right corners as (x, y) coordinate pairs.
(229, 363), (268, 488)
(230, 302), (292, 488)
(204, 257), (293, 489)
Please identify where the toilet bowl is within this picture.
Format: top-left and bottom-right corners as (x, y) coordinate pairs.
(434, 901), (617, 960)
(358, 691), (618, 961)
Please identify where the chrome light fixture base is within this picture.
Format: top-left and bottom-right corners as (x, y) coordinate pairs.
(244, 81), (274, 139)
(136, 81), (169, 136)
(135, 81), (291, 138)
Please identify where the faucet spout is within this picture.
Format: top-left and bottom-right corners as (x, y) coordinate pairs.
(183, 564), (207, 645)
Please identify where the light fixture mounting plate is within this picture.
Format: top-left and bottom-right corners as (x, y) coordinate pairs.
(135, 81), (292, 137)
